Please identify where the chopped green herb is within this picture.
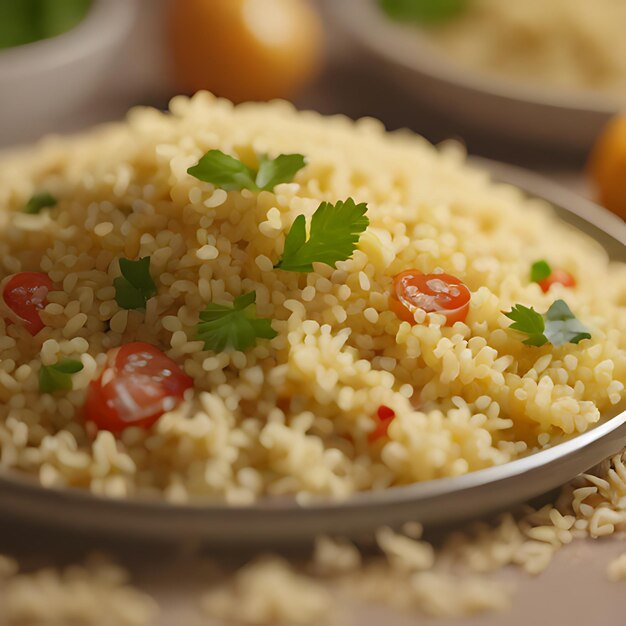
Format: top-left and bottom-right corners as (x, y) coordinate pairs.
(504, 299), (591, 347)
(39, 358), (84, 394)
(543, 300), (592, 346)
(504, 304), (548, 347)
(187, 150), (306, 192)
(274, 198), (369, 273)
(114, 257), (157, 310)
(379, 0), (467, 24)
(255, 154), (306, 191)
(530, 260), (552, 283)
(196, 291), (277, 352)
(23, 191), (57, 215)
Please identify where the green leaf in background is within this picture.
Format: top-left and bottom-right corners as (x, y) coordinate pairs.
(187, 150), (306, 192)
(39, 0), (92, 38)
(39, 358), (84, 394)
(275, 198), (369, 272)
(196, 291), (277, 352)
(0, 0), (91, 50)
(23, 191), (57, 215)
(530, 260), (552, 283)
(114, 257), (157, 310)
(379, 0), (467, 25)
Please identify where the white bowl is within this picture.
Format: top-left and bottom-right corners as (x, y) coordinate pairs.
(0, 0), (138, 146)
(328, 0), (619, 153)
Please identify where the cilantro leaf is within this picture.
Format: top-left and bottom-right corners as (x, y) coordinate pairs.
(23, 191), (57, 215)
(543, 299), (592, 346)
(505, 299), (592, 347)
(275, 198), (369, 272)
(255, 154), (306, 191)
(530, 260), (552, 283)
(39, 358), (84, 394)
(187, 150), (257, 191)
(196, 291), (277, 352)
(114, 257), (157, 310)
(379, 0), (467, 24)
(187, 150), (306, 192)
(504, 304), (548, 347)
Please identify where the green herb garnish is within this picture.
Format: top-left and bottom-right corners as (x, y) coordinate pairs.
(39, 358), (84, 394)
(504, 299), (592, 347)
(530, 260), (552, 283)
(196, 291), (277, 352)
(23, 191), (57, 215)
(187, 150), (306, 192)
(275, 198), (369, 273)
(114, 257), (157, 310)
(379, 0), (467, 24)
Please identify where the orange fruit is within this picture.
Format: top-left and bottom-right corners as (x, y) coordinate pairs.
(588, 115), (626, 220)
(167, 0), (323, 103)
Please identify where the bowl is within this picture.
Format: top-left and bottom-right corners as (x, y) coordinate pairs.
(0, 0), (137, 147)
(327, 0), (619, 154)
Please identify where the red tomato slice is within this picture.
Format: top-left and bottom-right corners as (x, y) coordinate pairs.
(85, 342), (193, 433)
(368, 405), (396, 443)
(390, 270), (471, 326)
(538, 269), (576, 293)
(2, 272), (53, 335)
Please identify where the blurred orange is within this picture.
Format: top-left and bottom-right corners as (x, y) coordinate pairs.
(588, 116), (626, 220)
(167, 0), (323, 103)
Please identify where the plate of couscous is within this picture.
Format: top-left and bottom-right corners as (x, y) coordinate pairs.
(0, 93), (624, 543)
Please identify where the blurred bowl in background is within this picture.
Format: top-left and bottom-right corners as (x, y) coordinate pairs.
(0, 0), (137, 147)
(329, 0), (618, 154)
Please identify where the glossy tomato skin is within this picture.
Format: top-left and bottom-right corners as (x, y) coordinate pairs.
(85, 342), (193, 434)
(390, 270), (471, 326)
(537, 269), (576, 293)
(2, 272), (53, 335)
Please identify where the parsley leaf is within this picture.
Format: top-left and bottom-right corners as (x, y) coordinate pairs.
(379, 0), (467, 24)
(543, 299), (592, 346)
(187, 150), (257, 191)
(275, 198), (369, 272)
(23, 191), (57, 215)
(504, 299), (592, 347)
(39, 358), (84, 394)
(530, 260), (552, 283)
(255, 154), (306, 191)
(114, 257), (157, 310)
(196, 291), (277, 352)
(187, 150), (306, 192)
(504, 304), (548, 347)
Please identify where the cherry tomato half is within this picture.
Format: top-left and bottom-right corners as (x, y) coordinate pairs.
(84, 342), (193, 434)
(368, 405), (396, 443)
(537, 269), (576, 293)
(2, 272), (53, 335)
(390, 270), (471, 326)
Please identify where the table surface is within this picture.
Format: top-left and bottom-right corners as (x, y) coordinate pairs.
(1, 50), (624, 626)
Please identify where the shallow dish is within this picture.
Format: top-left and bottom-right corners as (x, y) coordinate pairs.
(0, 158), (624, 546)
(328, 0), (619, 153)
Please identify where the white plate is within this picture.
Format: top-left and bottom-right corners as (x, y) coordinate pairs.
(327, 0), (620, 153)
(0, 159), (624, 545)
